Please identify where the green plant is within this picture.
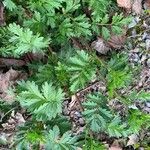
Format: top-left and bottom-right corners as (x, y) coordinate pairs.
(82, 93), (129, 138)
(128, 110), (150, 134)
(0, 23), (50, 57)
(1, 0), (150, 149)
(83, 138), (107, 150)
(67, 50), (97, 92)
(45, 125), (78, 150)
(15, 122), (77, 150)
(17, 81), (65, 121)
(82, 93), (112, 133)
(106, 54), (132, 98)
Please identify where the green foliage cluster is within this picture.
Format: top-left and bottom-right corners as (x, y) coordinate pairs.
(0, 0), (131, 57)
(0, 0), (150, 149)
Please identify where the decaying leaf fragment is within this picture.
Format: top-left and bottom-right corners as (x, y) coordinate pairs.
(0, 68), (27, 103)
(108, 35), (126, 49)
(109, 140), (122, 150)
(91, 35), (126, 54)
(0, 2), (5, 26)
(117, 0), (132, 9)
(144, 0), (150, 9)
(91, 37), (110, 54)
(117, 0), (143, 14)
(132, 0), (143, 14)
(2, 111), (25, 131)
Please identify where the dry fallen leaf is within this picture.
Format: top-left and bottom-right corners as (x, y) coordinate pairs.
(6, 68), (22, 81)
(144, 0), (150, 9)
(117, 0), (132, 9)
(0, 2), (5, 26)
(0, 68), (22, 93)
(107, 35), (126, 49)
(132, 0), (143, 14)
(0, 68), (27, 103)
(109, 147), (122, 150)
(91, 37), (110, 54)
(2, 111), (25, 131)
(109, 140), (122, 150)
(0, 73), (9, 93)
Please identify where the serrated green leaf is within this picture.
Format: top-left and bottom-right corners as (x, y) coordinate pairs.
(3, 0), (16, 11)
(45, 126), (78, 150)
(18, 81), (65, 121)
(102, 27), (110, 40)
(67, 50), (96, 92)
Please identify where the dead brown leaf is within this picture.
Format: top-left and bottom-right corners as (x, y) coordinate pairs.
(132, 0), (143, 14)
(109, 140), (122, 150)
(2, 111), (25, 131)
(109, 147), (122, 150)
(24, 52), (44, 63)
(0, 73), (9, 93)
(109, 146), (122, 150)
(0, 2), (5, 26)
(0, 92), (15, 104)
(0, 68), (27, 103)
(6, 68), (22, 81)
(107, 35), (126, 49)
(117, 0), (132, 9)
(91, 37), (110, 54)
(144, 0), (150, 9)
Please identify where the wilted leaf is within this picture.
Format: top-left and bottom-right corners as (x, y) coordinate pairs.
(109, 147), (122, 150)
(0, 73), (10, 93)
(2, 111), (25, 131)
(91, 37), (110, 54)
(117, 0), (132, 9)
(144, 0), (150, 9)
(132, 0), (142, 14)
(0, 68), (27, 103)
(107, 35), (126, 49)
(0, 2), (5, 26)
(109, 140), (122, 150)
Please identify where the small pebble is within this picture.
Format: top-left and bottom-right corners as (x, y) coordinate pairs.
(146, 102), (150, 108)
(146, 39), (150, 50)
(142, 32), (148, 40)
(129, 53), (140, 63)
(143, 107), (150, 113)
(74, 111), (82, 118)
(128, 19), (137, 28)
(146, 35), (150, 40)
(146, 58), (150, 67)
(78, 118), (85, 126)
(140, 54), (147, 63)
(138, 147), (144, 150)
